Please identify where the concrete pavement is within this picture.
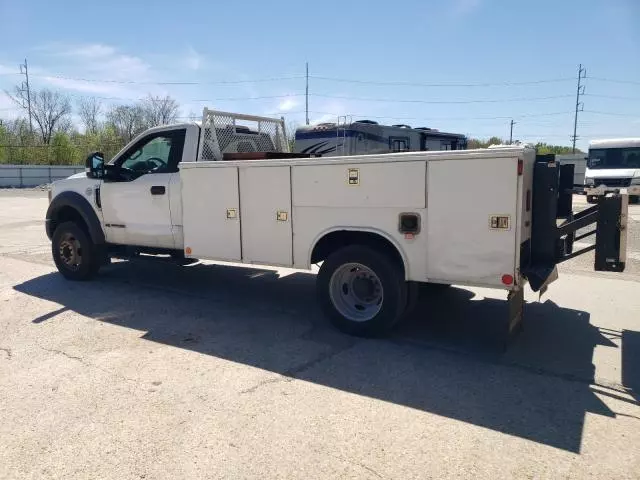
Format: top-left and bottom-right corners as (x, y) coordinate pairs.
(0, 190), (639, 479)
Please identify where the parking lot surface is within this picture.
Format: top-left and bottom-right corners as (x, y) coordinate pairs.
(1, 189), (639, 479)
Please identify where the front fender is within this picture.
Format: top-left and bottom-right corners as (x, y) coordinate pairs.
(46, 191), (105, 244)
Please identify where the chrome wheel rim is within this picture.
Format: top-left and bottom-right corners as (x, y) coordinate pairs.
(58, 233), (82, 271)
(329, 263), (383, 322)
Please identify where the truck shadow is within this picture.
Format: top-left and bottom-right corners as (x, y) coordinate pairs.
(14, 259), (631, 453)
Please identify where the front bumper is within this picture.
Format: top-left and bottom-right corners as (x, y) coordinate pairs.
(585, 185), (640, 196)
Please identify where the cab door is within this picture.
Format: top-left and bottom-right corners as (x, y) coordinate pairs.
(100, 128), (186, 248)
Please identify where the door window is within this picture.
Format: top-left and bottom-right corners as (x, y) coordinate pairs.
(117, 129), (186, 176)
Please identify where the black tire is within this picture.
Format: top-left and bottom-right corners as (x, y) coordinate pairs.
(317, 245), (407, 337)
(52, 221), (101, 281)
(404, 281), (421, 317)
(630, 195), (639, 204)
(426, 282), (452, 289)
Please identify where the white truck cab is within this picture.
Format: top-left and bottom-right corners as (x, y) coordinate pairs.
(45, 109), (630, 341)
(584, 138), (640, 203)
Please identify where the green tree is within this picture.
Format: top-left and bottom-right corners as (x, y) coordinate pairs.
(534, 142), (583, 155)
(51, 132), (80, 165)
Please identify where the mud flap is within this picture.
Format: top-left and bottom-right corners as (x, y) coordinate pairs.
(503, 287), (525, 349)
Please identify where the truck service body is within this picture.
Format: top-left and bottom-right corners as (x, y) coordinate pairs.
(45, 110), (629, 339)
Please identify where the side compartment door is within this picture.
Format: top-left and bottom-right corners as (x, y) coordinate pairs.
(181, 165), (241, 262)
(239, 166), (292, 266)
(426, 156), (519, 287)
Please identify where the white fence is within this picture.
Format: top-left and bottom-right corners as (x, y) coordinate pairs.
(0, 165), (84, 188)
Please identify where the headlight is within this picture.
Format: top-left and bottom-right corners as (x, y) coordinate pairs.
(584, 178), (595, 186)
(631, 178), (640, 185)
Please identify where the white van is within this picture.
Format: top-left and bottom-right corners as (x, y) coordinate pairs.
(585, 138), (640, 203)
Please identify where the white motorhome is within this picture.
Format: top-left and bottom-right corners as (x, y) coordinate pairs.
(585, 138), (640, 203)
(294, 120), (467, 157)
(45, 109), (628, 341)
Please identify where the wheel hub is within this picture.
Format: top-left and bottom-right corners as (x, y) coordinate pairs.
(58, 234), (82, 271)
(329, 263), (384, 322)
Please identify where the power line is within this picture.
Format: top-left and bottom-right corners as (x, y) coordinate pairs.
(585, 93), (640, 101)
(588, 76), (640, 86)
(310, 93), (574, 104)
(583, 110), (640, 118)
(306, 110), (574, 122)
(58, 92), (305, 102)
(18, 71), (576, 87)
(28, 73), (305, 85)
(309, 75), (575, 87)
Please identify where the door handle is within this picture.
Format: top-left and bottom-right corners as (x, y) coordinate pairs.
(150, 185), (166, 195)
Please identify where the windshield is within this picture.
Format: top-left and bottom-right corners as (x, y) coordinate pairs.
(588, 147), (640, 169)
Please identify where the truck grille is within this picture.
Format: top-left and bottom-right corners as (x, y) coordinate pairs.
(593, 177), (632, 187)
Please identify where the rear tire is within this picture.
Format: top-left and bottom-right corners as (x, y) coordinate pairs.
(52, 221), (101, 281)
(630, 195), (639, 204)
(317, 245), (407, 337)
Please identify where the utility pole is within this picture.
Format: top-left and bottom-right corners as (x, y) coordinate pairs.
(571, 64), (586, 153)
(305, 62), (309, 125)
(509, 119), (516, 144)
(19, 58), (34, 135)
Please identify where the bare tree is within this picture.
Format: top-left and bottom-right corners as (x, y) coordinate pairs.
(7, 87), (72, 144)
(106, 104), (146, 142)
(141, 94), (179, 127)
(77, 97), (102, 135)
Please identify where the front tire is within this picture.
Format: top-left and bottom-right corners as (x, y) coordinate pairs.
(317, 245), (407, 337)
(52, 221), (101, 281)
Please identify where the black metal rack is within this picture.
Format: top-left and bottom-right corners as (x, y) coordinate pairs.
(522, 155), (627, 292)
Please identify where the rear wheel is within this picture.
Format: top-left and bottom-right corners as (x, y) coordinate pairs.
(317, 245), (407, 337)
(630, 195), (639, 204)
(52, 221), (101, 281)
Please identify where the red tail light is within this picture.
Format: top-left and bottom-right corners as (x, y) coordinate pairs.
(517, 159), (523, 175)
(502, 274), (514, 286)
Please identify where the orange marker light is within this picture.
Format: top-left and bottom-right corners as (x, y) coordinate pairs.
(185, 247), (192, 255)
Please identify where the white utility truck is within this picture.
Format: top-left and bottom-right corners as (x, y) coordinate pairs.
(585, 138), (640, 203)
(46, 109), (629, 339)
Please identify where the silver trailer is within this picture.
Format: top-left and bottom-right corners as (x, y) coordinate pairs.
(294, 120), (467, 157)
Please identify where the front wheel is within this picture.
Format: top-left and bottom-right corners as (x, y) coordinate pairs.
(317, 245), (407, 337)
(52, 221), (101, 281)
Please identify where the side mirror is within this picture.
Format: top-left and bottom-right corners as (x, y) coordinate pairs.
(85, 152), (105, 179)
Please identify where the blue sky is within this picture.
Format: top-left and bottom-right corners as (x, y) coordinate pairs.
(0, 0), (638, 150)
